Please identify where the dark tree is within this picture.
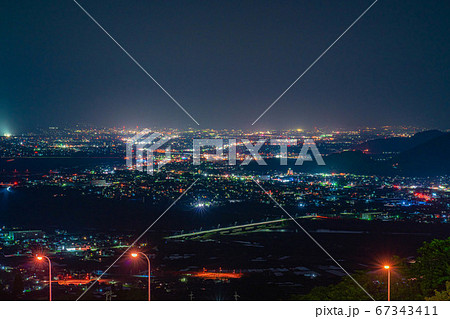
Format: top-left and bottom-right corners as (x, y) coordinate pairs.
(411, 238), (450, 296)
(12, 272), (24, 299)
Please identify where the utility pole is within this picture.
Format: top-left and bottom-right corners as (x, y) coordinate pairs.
(105, 290), (114, 301)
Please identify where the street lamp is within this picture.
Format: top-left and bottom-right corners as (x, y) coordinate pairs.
(36, 255), (52, 301)
(131, 252), (151, 301)
(384, 265), (390, 301)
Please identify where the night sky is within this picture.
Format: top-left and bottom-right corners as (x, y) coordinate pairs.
(1, 0), (449, 133)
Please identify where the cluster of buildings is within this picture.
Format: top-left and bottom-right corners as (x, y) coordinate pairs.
(0, 125), (448, 299)
(1, 125), (427, 158)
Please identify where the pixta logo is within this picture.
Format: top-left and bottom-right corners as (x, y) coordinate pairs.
(126, 129), (171, 175)
(126, 131), (325, 174)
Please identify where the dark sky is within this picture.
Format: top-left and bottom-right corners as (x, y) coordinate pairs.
(1, 0), (449, 133)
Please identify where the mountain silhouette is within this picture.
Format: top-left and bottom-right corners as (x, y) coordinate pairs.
(354, 130), (444, 154)
(244, 131), (450, 177)
(393, 132), (450, 176)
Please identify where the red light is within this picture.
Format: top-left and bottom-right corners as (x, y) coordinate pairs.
(414, 193), (431, 201)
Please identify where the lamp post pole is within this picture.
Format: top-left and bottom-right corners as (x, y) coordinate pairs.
(37, 256), (52, 301)
(384, 265), (391, 301)
(387, 267), (391, 301)
(131, 252), (151, 301)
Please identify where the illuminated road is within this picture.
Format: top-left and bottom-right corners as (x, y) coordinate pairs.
(56, 278), (110, 285)
(165, 215), (318, 239)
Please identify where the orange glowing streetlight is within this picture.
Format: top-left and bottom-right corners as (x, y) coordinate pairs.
(131, 252), (151, 301)
(36, 255), (52, 301)
(384, 265), (391, 301)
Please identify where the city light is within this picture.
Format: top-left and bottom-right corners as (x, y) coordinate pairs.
(194, 201), (211, 214)
(2, 0), (450, 308)
(1, 125), (449, 303)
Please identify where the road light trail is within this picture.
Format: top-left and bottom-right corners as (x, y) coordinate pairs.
(251, 177), (376, 301)
(251, 0), (378, 125)
(72, 0), (200, 126)
(165, 215), (316, 239)
(76, 178), (199, 301)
